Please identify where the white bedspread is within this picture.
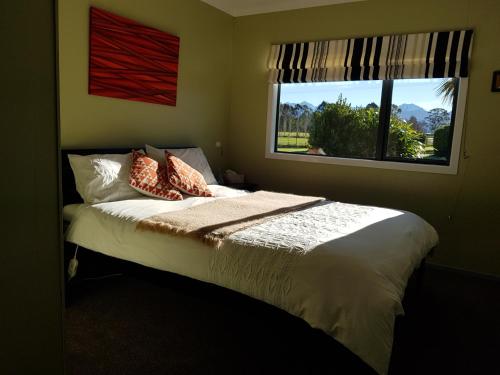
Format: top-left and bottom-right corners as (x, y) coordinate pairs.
(64, 185), (438, 374)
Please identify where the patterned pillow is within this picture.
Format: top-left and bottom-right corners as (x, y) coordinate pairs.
(129, 150), (183, 201)
(165, 151), (214, 197)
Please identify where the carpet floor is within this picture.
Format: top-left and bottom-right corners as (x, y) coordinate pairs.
(65, 256), (500, 375)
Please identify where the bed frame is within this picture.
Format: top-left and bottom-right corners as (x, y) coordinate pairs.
(62, 147), (428, 264)
(61, 146), (428, 286)
(61, 147), (429, 374)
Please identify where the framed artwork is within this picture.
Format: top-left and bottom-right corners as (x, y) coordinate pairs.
(492, 71), (500, 92)
(89, 7), (180, 106)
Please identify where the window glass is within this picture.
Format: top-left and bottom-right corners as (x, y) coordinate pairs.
(275, 77), (459, 167)
(387, 78), (457, 163)
(277, 81), (383, 158)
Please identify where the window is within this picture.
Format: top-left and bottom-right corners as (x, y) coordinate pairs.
(268, 77), (466, 174)
(266, 30), (473, 174)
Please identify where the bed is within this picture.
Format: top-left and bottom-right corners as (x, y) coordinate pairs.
(62, 148), (438, 375)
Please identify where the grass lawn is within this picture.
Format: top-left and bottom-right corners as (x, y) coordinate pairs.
(423, 145), (436, 157)
(277, 132), (310, 149)
(277, 137), (309, 147)
(277, 147), (309, 153)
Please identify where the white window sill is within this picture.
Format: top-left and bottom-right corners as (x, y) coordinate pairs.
(265, 150), (459, 175)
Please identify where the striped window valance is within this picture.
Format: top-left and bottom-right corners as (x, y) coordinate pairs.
(268, 30), (473, 83)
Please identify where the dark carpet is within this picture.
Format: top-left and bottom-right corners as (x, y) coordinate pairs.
(64, 252), (500, 375)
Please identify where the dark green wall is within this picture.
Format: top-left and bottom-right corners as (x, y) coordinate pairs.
(0, 1), (64, 374)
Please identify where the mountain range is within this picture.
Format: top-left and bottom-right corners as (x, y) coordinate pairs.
(398, 103), (429, 123)
(298, 101), (317, 111)
(285, 101), (430, 123)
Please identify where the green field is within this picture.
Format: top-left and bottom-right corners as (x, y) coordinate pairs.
(276, 131), (440, 158)
(277, 147), (309, 153)
(277, 131), (310, 150)
(422, 135), (436, 157)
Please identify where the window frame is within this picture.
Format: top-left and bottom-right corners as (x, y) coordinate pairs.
(265, 78), (468, 175)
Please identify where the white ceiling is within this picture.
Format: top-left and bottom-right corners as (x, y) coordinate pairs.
(200, 0), (364, 17)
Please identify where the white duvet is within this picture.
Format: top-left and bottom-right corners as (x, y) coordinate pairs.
(65, 185), (438, 374)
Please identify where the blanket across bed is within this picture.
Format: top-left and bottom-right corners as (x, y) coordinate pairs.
(136, 190), (324, 247)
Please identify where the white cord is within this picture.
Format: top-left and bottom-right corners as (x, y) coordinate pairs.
(68, 245), (79, 280)
(67, 245), (125, 281)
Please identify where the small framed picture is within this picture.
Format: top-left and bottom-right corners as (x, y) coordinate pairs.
(492, 71), (500, 92)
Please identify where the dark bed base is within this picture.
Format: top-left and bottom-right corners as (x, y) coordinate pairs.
(64, 241), (429, 313)
(65, 244), (379, 375)
(64, 241), (429, 375)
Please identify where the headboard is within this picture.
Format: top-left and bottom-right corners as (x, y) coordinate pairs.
(61, 146), (193, 206)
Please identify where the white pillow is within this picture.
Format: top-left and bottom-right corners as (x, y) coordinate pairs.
(68, 152), (143, 203)
(145, 145), (218, 185)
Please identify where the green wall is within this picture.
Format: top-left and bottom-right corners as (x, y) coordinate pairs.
(0, 1), (64, 374)
(59, 0), (233, 173)
(228, 0), (500, 276)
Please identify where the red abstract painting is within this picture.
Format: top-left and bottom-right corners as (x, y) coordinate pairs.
(89, 7), (179, 106)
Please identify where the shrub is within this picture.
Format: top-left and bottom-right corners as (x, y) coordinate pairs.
(386, 117), (425, 158)
(433, 125), (450, 157)
(309, 98), (378, 158)
(309, 97), (423, 159)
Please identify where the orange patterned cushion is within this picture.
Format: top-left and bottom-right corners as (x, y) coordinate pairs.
(165, 151), (214, 197)
(129, 150), (183, 201)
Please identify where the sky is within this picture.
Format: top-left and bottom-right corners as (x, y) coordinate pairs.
(280, 78), (453, 111)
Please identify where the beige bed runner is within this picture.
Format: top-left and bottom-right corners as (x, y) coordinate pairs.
(137, 191), (324, 247)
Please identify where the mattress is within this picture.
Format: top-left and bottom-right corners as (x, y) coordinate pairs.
(64, 185), (438, 375)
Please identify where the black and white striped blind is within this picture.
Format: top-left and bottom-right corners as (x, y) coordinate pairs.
(268, 30), (473, 83)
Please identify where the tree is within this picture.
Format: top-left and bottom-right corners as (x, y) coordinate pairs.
(298, 105), (313, 133)
(425, 108), (450, 132)
(386, 117), (425, 158)
(278, 103), (291, 133)
(436, 78), (457, 105)
(277, 103), (314, 149)
(366, 102), (379, 110)
(391, 104), (402, 118)
(316, 100), (329, 113)
(408, 115), (426, 133)
(433, 125), (451, 157)
(290, 105), (299, 134)
(278, 103), (300, 133)
(408, 115), (418, 127)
